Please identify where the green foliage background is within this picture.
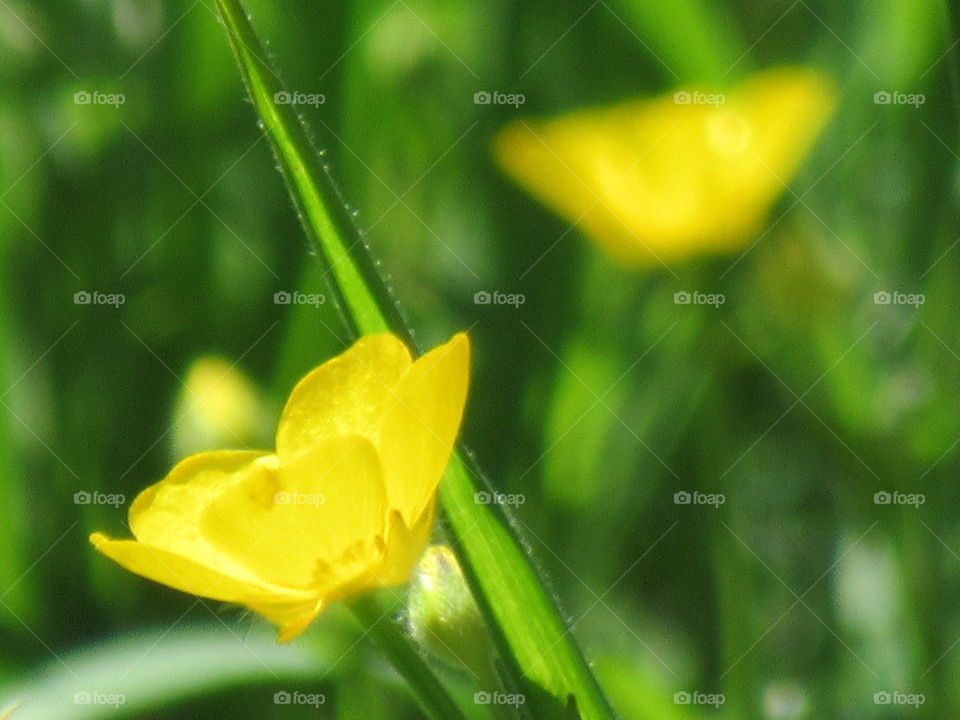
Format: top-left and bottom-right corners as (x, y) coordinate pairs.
(0, 0), (958, 718)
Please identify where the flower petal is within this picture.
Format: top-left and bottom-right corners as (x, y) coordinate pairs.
(275, 334), (412, 460)
(89, 533), (311, 605)
(379, 333), (470, 525)
(200, 435), (387, 589)
(245, 598), (325, 643)
(377, 503), (437, 588)
(129, 450), (277, 585)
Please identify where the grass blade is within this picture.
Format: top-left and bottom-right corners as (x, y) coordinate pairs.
(213, 2), (617, 717)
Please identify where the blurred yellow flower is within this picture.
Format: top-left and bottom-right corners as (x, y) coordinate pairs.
(493, 66), (837, 266)
(172, 356), (269, 458)
(91, 333), (470, 642)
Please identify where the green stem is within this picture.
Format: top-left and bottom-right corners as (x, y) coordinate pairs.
(213, 2), (617, 716)
(349, 594), (469, 720)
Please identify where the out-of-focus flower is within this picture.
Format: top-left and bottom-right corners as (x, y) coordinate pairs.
(91, 333), (470, 642)
(172, 356), (269, 458)
(493, 67), (837, 266)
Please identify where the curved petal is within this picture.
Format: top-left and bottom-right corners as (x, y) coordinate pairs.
(200, 435), (387, 589)
(379, 333), (470, 524)
(275, 334), (412, 460)
(129, 450), (276, 585)
(376, 503), (437, 588)
(89, 534), (312, 605)
(245, 597), (326, 643)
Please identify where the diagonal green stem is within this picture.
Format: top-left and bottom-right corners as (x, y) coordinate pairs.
(213, 2), (617, 717)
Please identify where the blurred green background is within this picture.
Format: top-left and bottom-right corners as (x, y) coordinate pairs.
(0, 0), (958, 718)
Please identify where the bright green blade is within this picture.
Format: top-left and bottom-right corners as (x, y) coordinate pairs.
(213, 1), (617, 717)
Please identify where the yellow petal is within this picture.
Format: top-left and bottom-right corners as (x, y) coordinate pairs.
(377, 504), (437, 587)
(246, 597), (325, 643)
(128, 450), (276, 585)
(379, 333), (470, 525)
(275, 334), (412, 460)
(493, 66), (837, 266)
(89, 533), (311, 605)
(304, 506), (436, 603)
(200, 435), (387, 589)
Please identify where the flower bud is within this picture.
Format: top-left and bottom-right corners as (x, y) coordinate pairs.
(407, 545), (494, 678)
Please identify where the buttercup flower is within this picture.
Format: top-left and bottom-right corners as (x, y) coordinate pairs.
(493, 66), (837, 266)
(91, 333), (470, 642)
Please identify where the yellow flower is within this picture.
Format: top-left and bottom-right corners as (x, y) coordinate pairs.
(91, 333), (470, 642)
(172, 356), (269, 458)
(493, 66), (837, 266)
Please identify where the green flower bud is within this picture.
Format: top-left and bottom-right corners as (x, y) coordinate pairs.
(407, 545), (494, 679)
